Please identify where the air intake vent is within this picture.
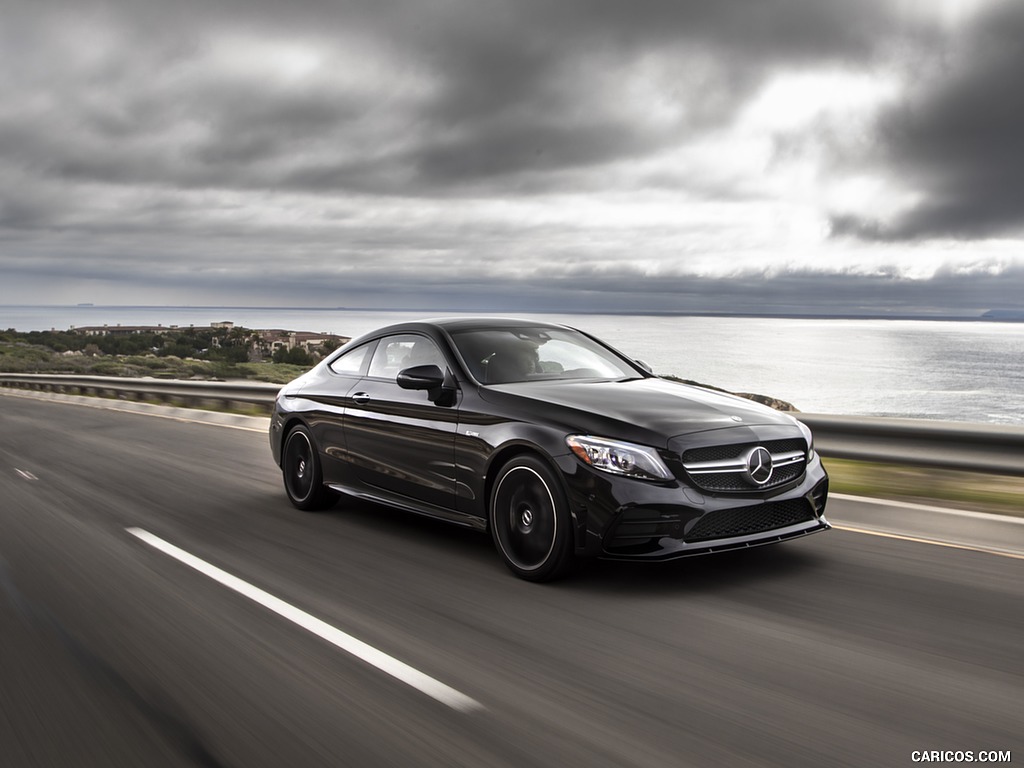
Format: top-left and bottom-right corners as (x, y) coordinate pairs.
(685, 500), (814, 542)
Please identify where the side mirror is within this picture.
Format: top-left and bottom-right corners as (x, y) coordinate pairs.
(397, 364), (458, 405)
(635, 359), (653, 374)
(397, 364), (445, 390)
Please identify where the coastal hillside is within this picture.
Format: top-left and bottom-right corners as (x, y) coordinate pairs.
(0, 324), (795, 409)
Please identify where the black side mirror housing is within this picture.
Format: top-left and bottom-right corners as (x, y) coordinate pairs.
(397, 365), (458, 406)
(397, 364), (445, 390)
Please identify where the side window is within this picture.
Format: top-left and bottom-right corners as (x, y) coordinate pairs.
(328, 342), (373, 376)
(368, 334), (445, 380)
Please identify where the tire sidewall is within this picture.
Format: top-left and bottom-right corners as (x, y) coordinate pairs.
(283, 425), (323, 510)
(490, 454), (572, 581)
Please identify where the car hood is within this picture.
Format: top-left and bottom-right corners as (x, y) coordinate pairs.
(481, 377), (799, 443)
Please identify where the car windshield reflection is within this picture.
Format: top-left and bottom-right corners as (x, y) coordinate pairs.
(449, 327), (640, 384)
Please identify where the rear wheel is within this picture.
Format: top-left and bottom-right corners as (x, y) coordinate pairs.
(282, 425), (337, 511)
(490, 455), (573, 582)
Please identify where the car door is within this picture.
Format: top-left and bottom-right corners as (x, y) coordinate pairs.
(344, 333), (459, 510)
(298, 340), (376, 486)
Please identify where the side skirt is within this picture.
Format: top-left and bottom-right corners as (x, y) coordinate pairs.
(326, 483), (488, 531)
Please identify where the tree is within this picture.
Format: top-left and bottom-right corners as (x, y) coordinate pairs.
(273, 346), (311, 366)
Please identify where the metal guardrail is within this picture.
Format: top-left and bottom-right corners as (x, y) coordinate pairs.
(2, 374), (1022, 476)
(799, 413), (1024, 477)
(0, 373), (280, 411)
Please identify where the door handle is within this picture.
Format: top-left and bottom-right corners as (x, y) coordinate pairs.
(352, 392), (371, 404)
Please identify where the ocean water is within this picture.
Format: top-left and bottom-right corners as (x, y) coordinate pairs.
(3, 305), (1023, 424)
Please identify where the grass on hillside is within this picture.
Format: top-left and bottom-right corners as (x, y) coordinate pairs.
(823, 457), (1024, 518)
(0, 341), (309, 384)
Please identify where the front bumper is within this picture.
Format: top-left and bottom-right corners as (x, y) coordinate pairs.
(557, 451), (830, 561)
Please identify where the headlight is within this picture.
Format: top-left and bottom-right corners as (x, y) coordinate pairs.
(566, 435), (673, 481)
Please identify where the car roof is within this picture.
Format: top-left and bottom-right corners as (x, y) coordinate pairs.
(355, 317), (572, 336)
(421, 316), (569, 331)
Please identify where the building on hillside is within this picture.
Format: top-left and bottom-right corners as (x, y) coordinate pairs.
(72, 324), (180, 336)
(250, 329), (350, 359)
(69, 322), (349, 361)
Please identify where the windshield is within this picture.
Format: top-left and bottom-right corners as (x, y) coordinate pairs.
(449, 326), (642, 384)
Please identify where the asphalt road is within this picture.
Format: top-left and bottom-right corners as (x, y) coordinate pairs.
(1, 395), (1020, 767)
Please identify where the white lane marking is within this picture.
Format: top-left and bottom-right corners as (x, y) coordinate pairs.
(831, 492), (1024, 525)
(832, 524), (1024, 560)
(125, 527), (482, 713)
(14, 468), (39, 481)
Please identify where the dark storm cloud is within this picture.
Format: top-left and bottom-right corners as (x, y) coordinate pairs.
(504, 262), (1024, 314)
(331, 0), (893, 191)
(1, 0), (899, 197)
(9, 238), (1021, 316)
(830, 1), (1024, 241)
(2, 0), (1022, 312)
(0, 187), (51, 230)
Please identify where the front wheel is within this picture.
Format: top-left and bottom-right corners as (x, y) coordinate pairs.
(490, 455), (573, 582)
(282, 425), (337, 511)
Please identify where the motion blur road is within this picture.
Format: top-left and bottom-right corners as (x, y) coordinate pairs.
(1, 395), (1020, 767)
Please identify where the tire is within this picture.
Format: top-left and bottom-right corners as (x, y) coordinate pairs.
(490, 455), (573, 582)
(282, 425), (337, 511)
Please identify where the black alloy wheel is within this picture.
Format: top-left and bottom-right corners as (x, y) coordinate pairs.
(282, 425), (337, 511)
(490, 455), (573, 582)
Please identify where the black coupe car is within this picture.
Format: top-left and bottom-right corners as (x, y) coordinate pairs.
(270, 317), (829, 581)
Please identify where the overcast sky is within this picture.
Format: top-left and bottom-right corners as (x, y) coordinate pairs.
(2, 0), (1023, 315)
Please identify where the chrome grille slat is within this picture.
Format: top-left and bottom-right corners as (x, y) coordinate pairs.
(680, 439), (808, 492)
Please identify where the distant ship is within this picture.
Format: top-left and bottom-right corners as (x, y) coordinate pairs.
(76, 303), (95, 307)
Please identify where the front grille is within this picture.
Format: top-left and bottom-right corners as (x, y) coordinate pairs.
(681, 438), (807, 493)
(690, 463), (805, 492)
(685, 500), (815, 542)
(681, 438), (805, 464)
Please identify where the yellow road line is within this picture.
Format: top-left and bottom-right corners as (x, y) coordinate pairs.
(832, 524), (1024, 560)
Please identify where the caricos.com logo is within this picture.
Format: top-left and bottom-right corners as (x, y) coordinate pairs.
(911, 751), (1012, 763)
